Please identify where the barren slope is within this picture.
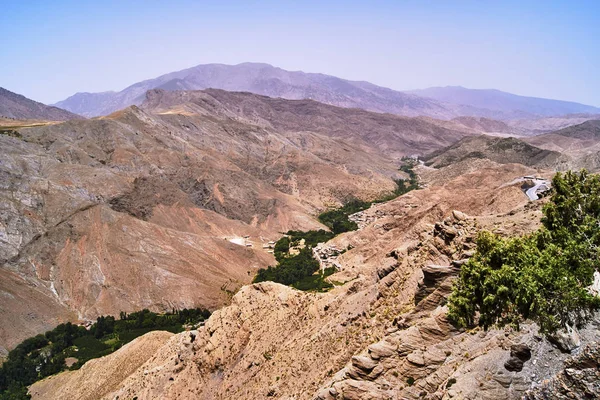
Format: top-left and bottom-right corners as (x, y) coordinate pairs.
(1, 90), (477, 353)
(409, 86), (600, 119)
(31, 162), (592, 400)
(424, 135), (569, 170)
(0, 87), (82, 121)
(524, 120), (600, 171)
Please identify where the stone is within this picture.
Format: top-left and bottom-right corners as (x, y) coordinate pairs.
(376, 262), (398, 279)
(504, 356), (524, 372)
(351, 355), (378, 372)
(407, 350), (425, 366)
(510, 344), (531, 361)
(421, 264), (460, 281)
(548, 325), (581, 353)
(452, 210), (468, 221)
(368, 342), (396, 360)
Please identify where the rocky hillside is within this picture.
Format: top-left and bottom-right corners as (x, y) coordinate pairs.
(507, 113), (600, 135)
(0, 89), (478, 354)
(142, 88), (478, 159)
(29, 161), (600, 400)
(450, 116), (518, 134)
(524, 120), (600, 171)
(0, 87), (82, 121)
(526, 119), (600, 153)
(423, 135), (568, 169)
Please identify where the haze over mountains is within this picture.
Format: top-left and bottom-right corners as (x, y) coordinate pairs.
(53, 62), (600, 120)
(409, 86), (600, 119)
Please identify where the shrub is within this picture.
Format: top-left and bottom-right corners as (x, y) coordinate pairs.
(448, 170), (600, 334)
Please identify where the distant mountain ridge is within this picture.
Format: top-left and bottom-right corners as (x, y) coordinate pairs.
(409, 86), (600, 119)
(53, 62), (598, 120)
(54, 62), (457, 118)
(0, 87), (82, 121)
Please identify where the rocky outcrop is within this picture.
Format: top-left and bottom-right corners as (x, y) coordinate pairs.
(504, 344), (532, 372)
(525, 342), (600, 399)
(548, 325), (582, 353)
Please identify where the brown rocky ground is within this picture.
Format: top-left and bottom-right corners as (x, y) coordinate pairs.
(1, 89), (479, 354)
(423, 135), (569, 170)
(30, 161), (588, 400)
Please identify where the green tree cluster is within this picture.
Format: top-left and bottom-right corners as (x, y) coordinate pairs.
(448, 170), (600, 334)
(254, 247), (323, 286)
(255, 161), (421, 291)
(318, 200), (370, 234)
(0, 308), (210, 398)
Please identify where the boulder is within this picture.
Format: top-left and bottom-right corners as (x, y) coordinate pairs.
(407, 350), (425, 366)
(548, 325), (581, 353)
(421, 264), (459, 281)
(504, 356), (524, 372)
(368, 342), (396, 360)
(351, 356), (378, 372)
(510, 344), (531, 361)
(452, 210), (468, 221)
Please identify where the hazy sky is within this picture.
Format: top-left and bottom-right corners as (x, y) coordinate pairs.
(1, 0), (599, 106)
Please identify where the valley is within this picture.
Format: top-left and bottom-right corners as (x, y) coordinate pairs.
(1, 66), (600, 400)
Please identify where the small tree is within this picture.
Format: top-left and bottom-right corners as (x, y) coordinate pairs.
(448, 170), (600, 334)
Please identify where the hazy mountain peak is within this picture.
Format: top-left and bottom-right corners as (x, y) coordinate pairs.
(50, 63), (460, 118)
(53, 63), (600, 120)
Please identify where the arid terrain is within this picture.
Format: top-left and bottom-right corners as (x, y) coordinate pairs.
(1, 88), (483, 354)
(28, 160), (600, 400)
(3, 1), (600, 397)
(0, 88), (82, 121)
(2, 84), (600, 399)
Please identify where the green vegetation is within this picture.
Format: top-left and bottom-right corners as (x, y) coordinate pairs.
(448, 170), (600, 334)
(394, 162), (420, 196)
(0, 128), (22, 138)
(255, 160), (421, 291)
(318, 160), (419, 234)
(254, 247), (323, 286)
(318, 200), (370, 234)
(0, 308), (210, 399)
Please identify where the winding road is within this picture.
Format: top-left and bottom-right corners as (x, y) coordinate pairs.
(525, 179), (550, 201)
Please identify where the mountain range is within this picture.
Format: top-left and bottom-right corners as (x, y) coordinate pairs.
(0, 87), (480, 354)
(3, 63), (600, 400)
(409, 86), (600, 119)
(53, 62), (600, 119)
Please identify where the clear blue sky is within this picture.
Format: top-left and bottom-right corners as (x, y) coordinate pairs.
(1, 0), (599, 106)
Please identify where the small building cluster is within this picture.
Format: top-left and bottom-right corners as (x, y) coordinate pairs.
(348, 207), (386, 229)
(312, 243), (343, 273)
(262, 240), (276, 253)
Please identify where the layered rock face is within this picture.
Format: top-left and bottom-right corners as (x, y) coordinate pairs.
(30, 160), (598, 400)
(0, 89), (477, 353)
